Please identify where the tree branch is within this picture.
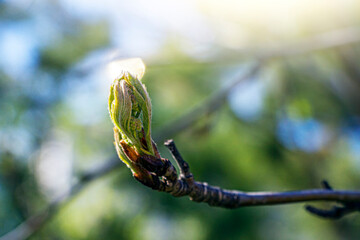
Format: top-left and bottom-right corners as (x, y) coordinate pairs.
(304, 181), (360, 219)
(137, 140), (360, 215)
(137, 140), (360, 214)
(0, 159), (122, 240)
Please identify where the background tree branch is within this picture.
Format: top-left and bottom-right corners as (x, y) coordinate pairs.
(0, 159), (121, 240)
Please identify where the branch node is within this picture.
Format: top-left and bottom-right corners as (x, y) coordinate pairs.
(321, 180), (333, 190)
(305, 205), (346, 219)
(305, 180), (360, 219)
(164, 139), (193, 182)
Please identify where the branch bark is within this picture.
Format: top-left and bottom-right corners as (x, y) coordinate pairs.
(136, 140), (360, 217)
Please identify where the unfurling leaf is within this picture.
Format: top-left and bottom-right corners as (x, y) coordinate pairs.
(108, 70), (159, 177)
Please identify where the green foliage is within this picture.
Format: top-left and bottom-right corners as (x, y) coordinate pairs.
(40, 21), (109, 71)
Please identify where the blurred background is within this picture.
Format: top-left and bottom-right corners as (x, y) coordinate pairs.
(1, 0), (360, 239)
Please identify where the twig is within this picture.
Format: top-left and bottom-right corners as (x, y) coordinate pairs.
(5, 140), (359, 240)
(164, 139), (192, 180)
(305, 205), (357, 219)
(0, 159), (122, 240)
(305, 181), (360, 219)
(138, 140), (360, 211)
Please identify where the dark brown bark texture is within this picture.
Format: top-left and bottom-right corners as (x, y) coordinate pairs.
(133, 140), (360, 219)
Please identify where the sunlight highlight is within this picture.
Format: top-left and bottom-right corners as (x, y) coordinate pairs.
(106, 58), (146, 81)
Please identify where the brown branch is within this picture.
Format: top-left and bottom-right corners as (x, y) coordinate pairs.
(304, 181), (360, 219)
(164, 139), (192, 179)
(135, 140), (360, 216)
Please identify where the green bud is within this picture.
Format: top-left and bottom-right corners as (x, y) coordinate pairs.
(109, 72), (156, 173)
(123, 73), (153, 152)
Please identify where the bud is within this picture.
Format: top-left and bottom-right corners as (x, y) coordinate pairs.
(109, 72), (157, 175)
